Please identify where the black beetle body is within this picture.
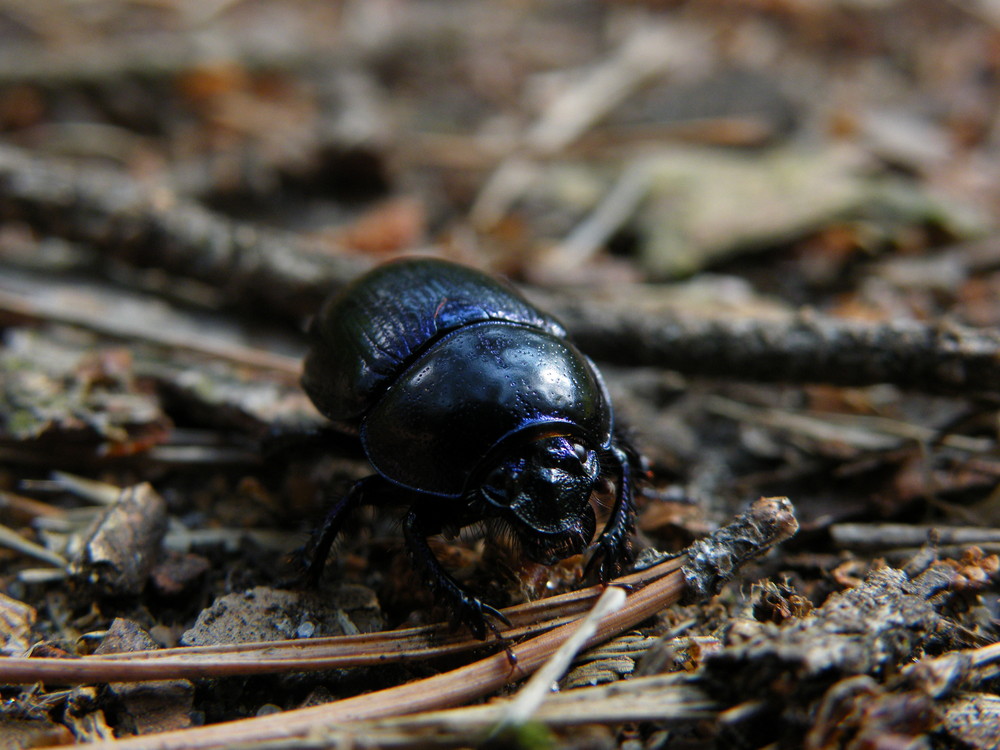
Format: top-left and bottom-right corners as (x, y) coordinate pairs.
(302, 257), (636, 637)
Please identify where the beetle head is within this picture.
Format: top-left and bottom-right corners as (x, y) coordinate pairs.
(481, 435), (599, 563)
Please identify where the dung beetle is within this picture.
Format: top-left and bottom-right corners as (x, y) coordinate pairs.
(301, 257), (636, 638)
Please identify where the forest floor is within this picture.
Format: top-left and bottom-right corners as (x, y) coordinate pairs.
(1, 2), (1000, 748)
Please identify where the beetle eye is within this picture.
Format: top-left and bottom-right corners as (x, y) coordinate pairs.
(543, 437), (593, 470)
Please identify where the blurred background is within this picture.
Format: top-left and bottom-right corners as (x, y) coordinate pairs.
(2, 2), (1000, 570)
(1, 0), (997, 293)
(4, 0), (1000, 515)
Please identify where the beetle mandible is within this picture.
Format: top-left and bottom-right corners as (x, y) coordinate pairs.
(301, 257), (636, 638)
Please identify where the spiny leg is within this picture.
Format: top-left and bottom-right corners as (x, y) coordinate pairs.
(586, 443), (637, 582)
(403, 506), (511, 640)
(303, 475), (382, 586)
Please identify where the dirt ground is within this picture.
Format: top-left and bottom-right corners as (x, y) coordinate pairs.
(1, 2), (1000, 748)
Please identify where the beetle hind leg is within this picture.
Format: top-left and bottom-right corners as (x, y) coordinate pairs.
(403, 508), (511, 640)
(300, 475), (383, 587)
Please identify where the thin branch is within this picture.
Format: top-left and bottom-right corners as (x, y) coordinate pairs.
(904, 640), (1000, 698)
(0, 271), (302, 380)
(0, 144), (369, 319)
(706, 396), (995, 453)
(0, 521), (67, 567)
(545, 298), (1000, 397)
(831, 523), (1000, 552)
(0, 34), (341, 88)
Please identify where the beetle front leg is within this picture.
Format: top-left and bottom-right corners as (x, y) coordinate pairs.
(587, 444), (636, 581)
(403, 507), (511, 640)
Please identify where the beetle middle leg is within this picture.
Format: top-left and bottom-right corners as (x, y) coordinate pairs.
(303, 475), (385, 586)
(585, 443), (637, 582)
(403, 507), (512, 641)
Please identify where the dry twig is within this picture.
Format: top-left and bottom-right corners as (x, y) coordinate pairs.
(548, 298), (1000, 397)
(0, 145), (369, 319)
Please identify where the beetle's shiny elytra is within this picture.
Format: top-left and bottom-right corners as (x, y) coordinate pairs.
(302, 257), (636, 638)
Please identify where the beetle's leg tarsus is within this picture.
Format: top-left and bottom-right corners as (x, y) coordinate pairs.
(479, 601), (512, 627)
(403, 508), (510, 641)
(586, 443), (637, 582)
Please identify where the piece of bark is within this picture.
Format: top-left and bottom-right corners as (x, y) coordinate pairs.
(0, 717), (74, 750)
(0, 592), (36, 657)
(707, 563), (959, 694)
(68, 484), (168, 596)
(680, 495), (799, 604)
(699, 560), (972, 747)
(941, 693), (1000, 749)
